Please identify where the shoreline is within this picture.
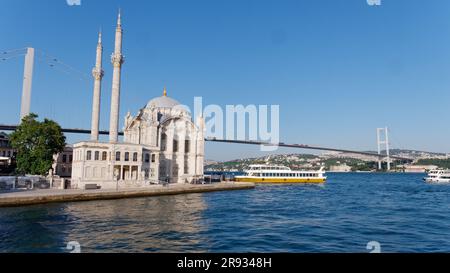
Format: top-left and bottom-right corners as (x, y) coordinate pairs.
(0, 182), (255, 208)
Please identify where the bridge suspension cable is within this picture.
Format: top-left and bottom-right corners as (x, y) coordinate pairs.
(389, 129), (405, 152)
(0, 48), (27, 61)
(1, 47), (28, 55)
(34, 49), (89, 81)
(3, 47), (89, 83)
(1, 47), (89, 81)
(1, 46), (90, 128)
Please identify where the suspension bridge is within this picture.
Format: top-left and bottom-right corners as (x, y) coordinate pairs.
(0, 47), (414, 164)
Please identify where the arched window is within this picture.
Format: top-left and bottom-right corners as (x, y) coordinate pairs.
(94, 151), (100, 161)
(125, 152), (130, 162)
(102, 151), (107, 161)
(86, 151), (92, 161)
(173, 140), (179, 152)
(185, 140), (190, 153)
(161, 133), (167, 151)
(133, 152), (138, 162)
(151, 154), (156, 163)
(115, 152), (121, 161)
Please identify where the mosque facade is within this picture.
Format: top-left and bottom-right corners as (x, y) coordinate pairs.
(71, 12), (205, 190)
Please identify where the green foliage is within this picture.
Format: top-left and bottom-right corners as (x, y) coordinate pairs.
(351, 162), (378, 172)
(416, 159), (450, 169)
(223, 161), (239, 166)
(322, 157), (364, 168)
(10, 114), (66, 176)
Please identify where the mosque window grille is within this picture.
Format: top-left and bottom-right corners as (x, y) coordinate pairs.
(173, 140), (179, 153)
(184, 162), (189, 174)
(173, 166), (179, 177)
(185, 140), (190, 153)
(161, 133), (167, 151)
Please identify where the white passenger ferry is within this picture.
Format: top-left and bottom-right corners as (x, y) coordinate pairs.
(234, 164), (327, 184)
(424, 169), (450, 183)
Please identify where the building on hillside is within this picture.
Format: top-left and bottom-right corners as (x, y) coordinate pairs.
(404, 165), (438, 173)
(329, 164), (352, 172)
(52, 146), (73, 178)
(0, 132), (15, 169)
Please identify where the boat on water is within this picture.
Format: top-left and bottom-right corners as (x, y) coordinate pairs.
(424, 169), (450, 183)
(234, 164), (327, 184)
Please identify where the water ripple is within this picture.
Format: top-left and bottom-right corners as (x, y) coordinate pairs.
(2, 173), (450, 252)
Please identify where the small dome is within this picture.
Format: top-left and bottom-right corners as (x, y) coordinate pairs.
(146, 96), (180, 109)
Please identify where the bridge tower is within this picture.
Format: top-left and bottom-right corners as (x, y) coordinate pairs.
(377, 127), (391, 171)
(20, 47), (35, 121)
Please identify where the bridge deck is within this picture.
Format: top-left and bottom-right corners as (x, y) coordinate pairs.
(0, 124), (412, 161)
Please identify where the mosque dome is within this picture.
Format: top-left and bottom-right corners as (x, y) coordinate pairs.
(146, 87), (181, 109)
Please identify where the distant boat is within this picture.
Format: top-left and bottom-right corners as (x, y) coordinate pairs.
(424, 169), (450, 183)
(234, 164), (327, 184)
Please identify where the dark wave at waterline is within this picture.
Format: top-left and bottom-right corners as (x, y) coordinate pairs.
(1, 173), (450, 253)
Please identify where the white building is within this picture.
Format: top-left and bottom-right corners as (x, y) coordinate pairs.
(71, 12), (205, 190)
(52, 146), (73, 178)
(404, 165), (438, 173)
(0, 132), (14, 160)
(329, 164), (352, 172)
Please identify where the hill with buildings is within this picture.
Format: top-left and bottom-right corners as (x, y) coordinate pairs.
(205, 149), (450, 173)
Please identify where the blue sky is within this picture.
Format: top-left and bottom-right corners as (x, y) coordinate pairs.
(1, 0), (450, 161)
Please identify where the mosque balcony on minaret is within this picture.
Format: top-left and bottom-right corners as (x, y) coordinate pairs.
(92, 67), (104, 80)
(111, 53), (124, 68)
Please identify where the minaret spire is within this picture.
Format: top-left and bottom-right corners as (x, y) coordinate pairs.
(163, 86), (167, 97)
(90, 30), (104, 141)
(109, 10), (125, 143)
(117, 8), (122, 26)
(98, 28), (102, 44)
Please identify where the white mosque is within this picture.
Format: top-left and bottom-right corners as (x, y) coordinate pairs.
(71, 12), (205, 190)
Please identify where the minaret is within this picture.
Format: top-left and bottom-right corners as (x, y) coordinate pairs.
(109, 10), (125, 143)
(90, 30), (104, 141)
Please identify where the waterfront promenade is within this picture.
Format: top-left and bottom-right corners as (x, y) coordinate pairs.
(0, 182), (255, 208)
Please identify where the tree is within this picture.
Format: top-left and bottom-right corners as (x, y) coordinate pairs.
(10, 113), (66, 176)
